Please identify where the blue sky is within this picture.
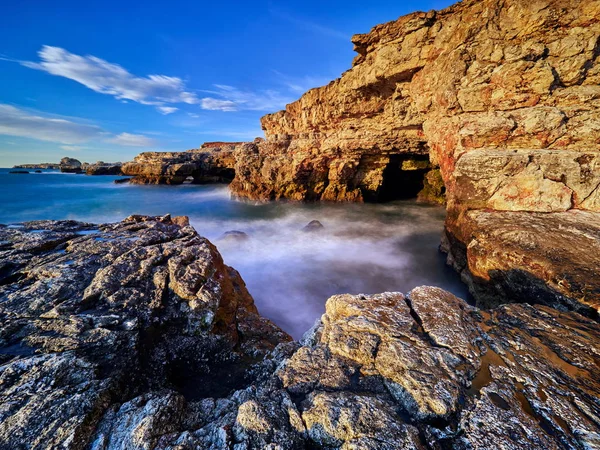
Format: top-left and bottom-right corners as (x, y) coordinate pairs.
(0, 0), (453, 166)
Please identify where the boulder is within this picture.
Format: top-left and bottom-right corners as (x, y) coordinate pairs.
(302, 220), (325, 232)
(59, 157), (83, 173)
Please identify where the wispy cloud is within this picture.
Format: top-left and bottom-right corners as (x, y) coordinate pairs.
(19, 46), (197, 114)
(200, 97), (237, 112)
(60, 145), (84, 151)
(8, 46), (321, 115)
(272, 70), (332, 94)
(0, 104), (156, 148)
(157, 106), (178, 115)
(107, 132), (156, 147)
(200, 84), (294, 111)
(269, 8), (350, 40)
(0, 104), (107, 144)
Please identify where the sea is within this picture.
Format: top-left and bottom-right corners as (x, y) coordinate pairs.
(0, 168), (469, 338)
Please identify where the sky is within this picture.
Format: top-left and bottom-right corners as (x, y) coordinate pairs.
(0, 0), (454, 167)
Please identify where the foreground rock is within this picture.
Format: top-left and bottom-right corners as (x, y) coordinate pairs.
(0, 216), (289, 449)
(121, 142), (246, 185)
(1, 220), (598, 450)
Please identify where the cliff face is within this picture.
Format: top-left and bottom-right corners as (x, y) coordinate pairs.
(232, 0), (600, 207)
(228, 0), (600, 314)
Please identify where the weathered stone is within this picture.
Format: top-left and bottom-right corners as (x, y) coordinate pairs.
(0, 216), (290, 449)
(121, 142), (242, 185)
(60, 157), (83, 173)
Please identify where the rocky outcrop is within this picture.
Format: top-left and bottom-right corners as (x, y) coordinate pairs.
(60, 157), (83, 173)
(13, 163), (60, 170)
(83, 161), (123, 176)
(3, 237), (598, 450)
(121, 142), (246, 185)
(230, 0), (600, 208)
(0, 216), (289, 449)
(227, 0), (600, 314)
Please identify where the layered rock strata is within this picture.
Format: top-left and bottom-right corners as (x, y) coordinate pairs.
(121, 142), (245, 185)
(226, 0), (600, 314)
(2, 228), (598, 450)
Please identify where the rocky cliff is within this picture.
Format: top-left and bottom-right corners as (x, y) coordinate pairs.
(121, 142), (245, 184)
(226, 0), (600, 315)
(1, 220), (598, 449)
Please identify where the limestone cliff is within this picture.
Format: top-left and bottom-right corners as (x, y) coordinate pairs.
(227, 0), (600, 314)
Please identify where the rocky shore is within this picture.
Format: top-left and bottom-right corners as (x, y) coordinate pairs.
(119, 0), (600, 319)
(3, 0), (600, 448)
(1, 218), (599, 449)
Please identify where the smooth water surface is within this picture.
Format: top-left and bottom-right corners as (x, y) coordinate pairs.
(0, 169), (469, 338)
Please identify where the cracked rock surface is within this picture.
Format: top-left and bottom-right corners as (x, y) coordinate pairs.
(0, 216), (290, 449)
(1, 220), (598, 450)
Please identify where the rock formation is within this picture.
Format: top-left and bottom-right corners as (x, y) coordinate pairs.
(0, 217), (289, 449)
(83, 161), (123, 176)
(1, 222), (598, 450)
(13, 163), (60, 170)
(59, 157), (83, 173)
(121, 142), (246, 184)
(228, 0), (600, 315)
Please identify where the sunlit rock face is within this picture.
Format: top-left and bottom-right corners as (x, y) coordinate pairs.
(228, 0), (600, 312)
(121, 142), (244, 185)
(234, 0), (600, 208)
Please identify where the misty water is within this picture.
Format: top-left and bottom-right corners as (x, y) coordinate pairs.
(0, 169), (469, 338)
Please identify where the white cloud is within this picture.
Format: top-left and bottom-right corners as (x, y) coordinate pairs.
(200, 97), (237, 111)
(201, 85), (294, 111)
(21, 46), (199, 113)
(0, 104), (156, 148)
(0, 104), (106, 144)
(157, 106), (178, 115)
(14, 46), (306, 115)
(108, 132), (156, 147)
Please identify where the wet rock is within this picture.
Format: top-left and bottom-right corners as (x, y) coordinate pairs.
(219, 230), (249, 242)
(1, 223), (599, 449)
(113, 177), (131, 184)
(302, 220), (324, 232)
(34, 170), (42, 173)
(8, 170), (29, 174)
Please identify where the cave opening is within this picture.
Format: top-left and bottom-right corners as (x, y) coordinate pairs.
(377, 155), (430, 202)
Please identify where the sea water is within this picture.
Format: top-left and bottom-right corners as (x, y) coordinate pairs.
(0, 169), (469, 338)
